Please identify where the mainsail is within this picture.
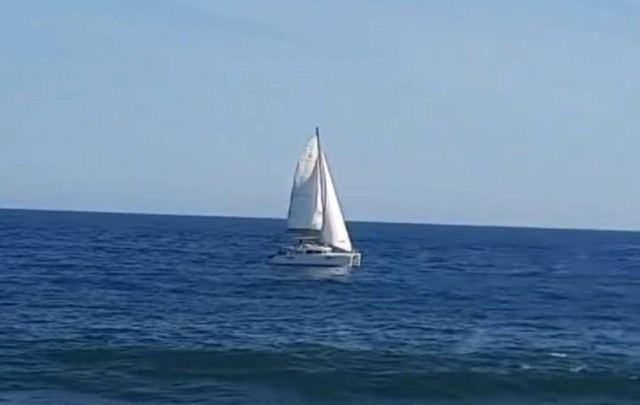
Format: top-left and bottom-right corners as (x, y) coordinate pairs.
(286, 134), (323, 232)
(318, 152), (353, 252)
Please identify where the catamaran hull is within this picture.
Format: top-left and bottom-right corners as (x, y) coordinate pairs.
(269, 251), (361, 267)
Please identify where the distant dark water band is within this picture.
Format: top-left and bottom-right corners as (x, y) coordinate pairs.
(5, 347), (639, 400)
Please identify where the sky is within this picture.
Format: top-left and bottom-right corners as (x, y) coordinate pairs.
(1, 0), (639, 230)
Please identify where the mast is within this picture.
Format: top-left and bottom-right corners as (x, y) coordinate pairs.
(316, 127), (327, 230)
(315, 127), (321, 165)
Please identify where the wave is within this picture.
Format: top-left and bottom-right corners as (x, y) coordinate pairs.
(4, 346), (636, 402)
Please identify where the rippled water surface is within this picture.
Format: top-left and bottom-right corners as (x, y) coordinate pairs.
(1, 209), (639, 404)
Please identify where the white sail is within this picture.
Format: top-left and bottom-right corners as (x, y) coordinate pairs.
(319, 153), (353, 252)
(286, 135), (323, 232)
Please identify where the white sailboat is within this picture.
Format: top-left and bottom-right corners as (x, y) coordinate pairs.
(269, 128), (361, 267)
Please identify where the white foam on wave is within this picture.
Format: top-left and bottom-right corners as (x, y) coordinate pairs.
(570, 365), (586, 373)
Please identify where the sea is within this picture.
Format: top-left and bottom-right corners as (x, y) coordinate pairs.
(1, 209), (639, 404)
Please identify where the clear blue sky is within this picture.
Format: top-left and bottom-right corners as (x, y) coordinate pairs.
(1, 0), (639, 229)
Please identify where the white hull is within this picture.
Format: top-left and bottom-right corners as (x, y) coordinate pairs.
(269, 250), (361, 267)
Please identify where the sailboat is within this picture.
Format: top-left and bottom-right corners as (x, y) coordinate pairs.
(269, 128), (361, 267)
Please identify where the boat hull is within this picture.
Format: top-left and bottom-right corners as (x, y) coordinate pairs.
(269, 251), (361, 267)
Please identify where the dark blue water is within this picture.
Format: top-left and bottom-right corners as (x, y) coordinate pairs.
(1, 209), (639, 404)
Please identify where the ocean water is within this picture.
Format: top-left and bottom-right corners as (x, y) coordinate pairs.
(1, 209), (639, 404)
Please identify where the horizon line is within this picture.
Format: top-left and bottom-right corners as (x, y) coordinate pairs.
(1, 206), (638, 234)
